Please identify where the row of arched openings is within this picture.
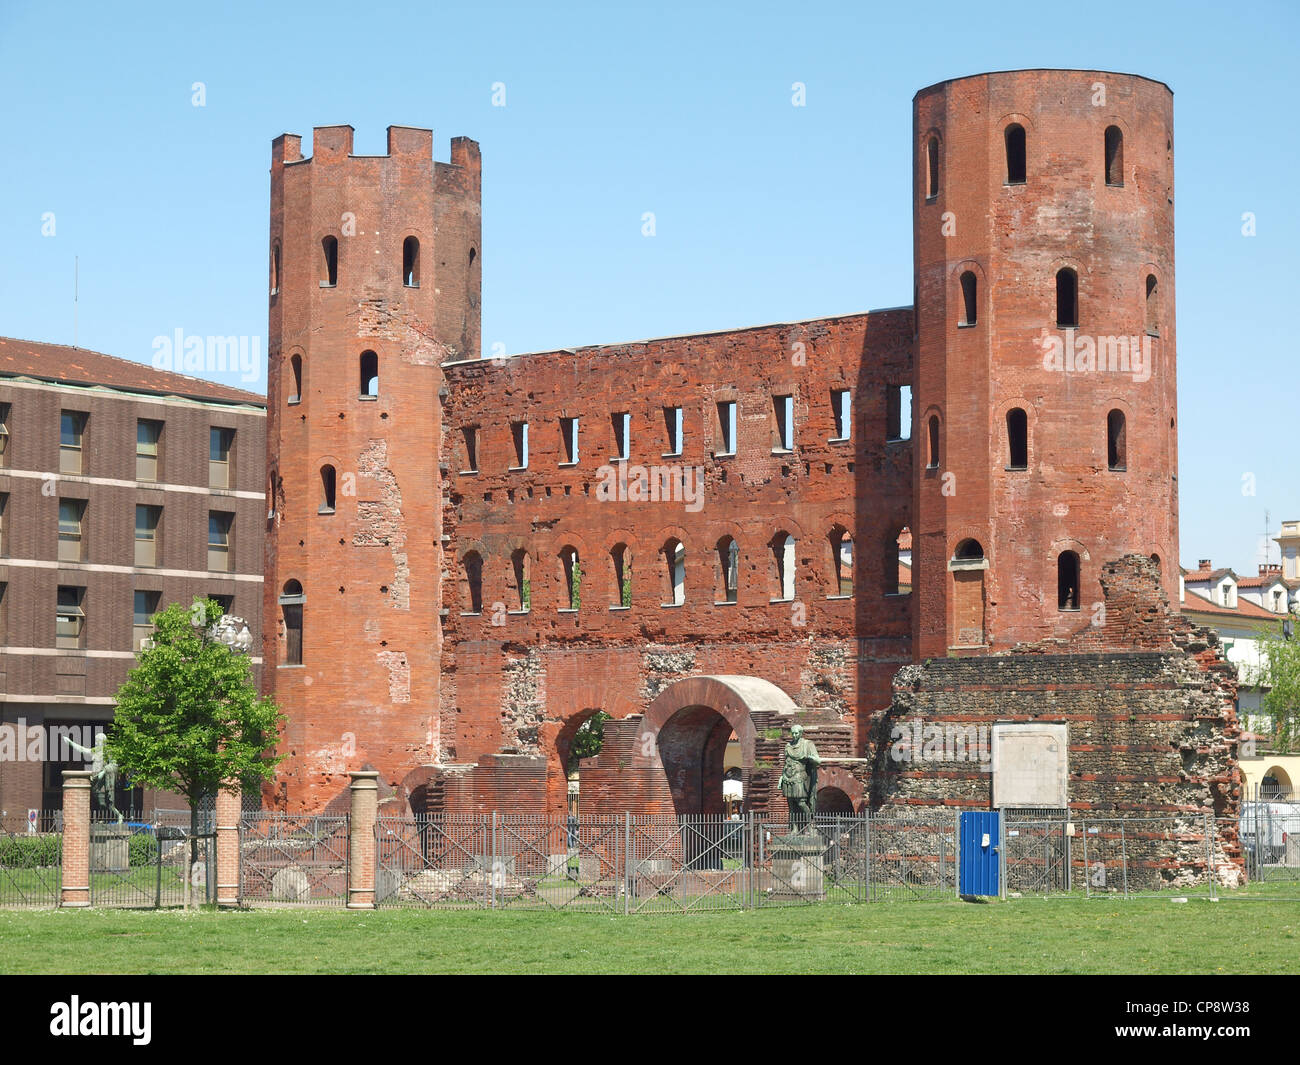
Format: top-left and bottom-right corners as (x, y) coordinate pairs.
(270, 236), (477, 294)
(925, 409), (1130, 471)
(954, 268), (1159, 333)
(925, 124), (1129, 198)
(284, 351), (379, 404)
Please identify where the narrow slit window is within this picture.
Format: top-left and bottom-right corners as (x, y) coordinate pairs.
(888, 527), (912, 596)
(461, 426), (478, 473)
(1107, 410), (1127, 471)
(927, 415), (940, 469)
(774, 394), (793, 451)
(319, 465), (336, 513)
(288, 354), (303, 404)
(959, 271), (978, 326)
(611, 543), (632, 608)
(665, 539), (686, 605)
(887, 385), (912, 441)
(772, 533), (796, 601)
(560, 547), (581, 610)
(560, 417), (579, 465)
(716, 400), (736, 455)
(280, 580), (303, 666)
(1145, 275), (1159, 336)
(511, 549), (531, 612)
(511, 421), (529, 468)
(717, 537), (739, 604)
(926, 136), (939, 199)
(830, 528), (854, 598)
(1007, 408), (1028, 469)
(403, 236), (420, 287)
(462, 552), (483, 614)
(1105, 126), (1124, 187)
(663, 406), (683, 455)
(321, 235), (338, 286)
(270, 242), (281, 296)
(1057, 551), (1081, 611)
(360, 351), (379, 398)
(1005, 123), (1026, 184)
(1056, 269), (1078, 328)
(831, 389), (850, 441)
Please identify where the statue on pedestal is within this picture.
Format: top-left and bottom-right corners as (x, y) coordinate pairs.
(66, 734), (123, 825)
(777, 724), (821, 834)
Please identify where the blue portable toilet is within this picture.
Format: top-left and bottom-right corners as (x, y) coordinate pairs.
(959, 810), (1000, 897)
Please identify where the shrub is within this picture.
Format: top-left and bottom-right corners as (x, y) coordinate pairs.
(129, 831), (159, 867)
(0, 833), (61, 868)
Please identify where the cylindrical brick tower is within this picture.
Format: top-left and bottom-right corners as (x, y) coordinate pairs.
(912, 70), (1177, 658)
(264, 125), (481, 810)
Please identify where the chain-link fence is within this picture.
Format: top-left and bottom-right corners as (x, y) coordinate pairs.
(0, 811), (62, 908)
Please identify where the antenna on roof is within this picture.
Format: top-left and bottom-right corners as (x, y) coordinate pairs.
(73, 256), (78, 348)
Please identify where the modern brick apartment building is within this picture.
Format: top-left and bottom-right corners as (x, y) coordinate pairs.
(0, 338), (266, 817)
(262, 69), (1243, 836)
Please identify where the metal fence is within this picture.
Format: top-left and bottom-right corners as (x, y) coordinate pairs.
(89, 812), (215, 908)
(375, 813), (954, 913)
(0, 811), (62, 908)
(239, 812), (349, 907)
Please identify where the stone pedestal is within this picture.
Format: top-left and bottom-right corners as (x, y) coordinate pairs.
(90, 827), (131, 872)
(769, 833), (826, 899)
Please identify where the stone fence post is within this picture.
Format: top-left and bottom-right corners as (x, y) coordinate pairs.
(215, 787), (242, 907)
(60, 770), (94, 908)
(347, 771), (379, 909)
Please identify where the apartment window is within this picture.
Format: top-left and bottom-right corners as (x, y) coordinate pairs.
(60, 410), (86, 474)
(560, 417), (579, 465)
(403, 237), (420, 287)
(716, 401), (736, 456)
(1104, 126), (1124, 187)
(511, 421), (529, 469)
(1004, 123), (1026, 184)
(773, 394), (794, 452)
(1056, 268), (1078, 328)
(0, 402), (9, 466)
(59, 499), (87, 562)
(279, 580), (303, 666)
(1107, 410), (1127, 471)
(136, 420), (162, 481)
(611, 412), (630, 460)
(1058, 552), (1081, 611)
(360, 351), (379, 398)
(134, 505), (161, 567)
(886, 386), (912, 441)
(831, 390), (850, 441)
(0, 493), (7, 555)
(1007, 408), (1028, 470)
(133, 590), (160, 651)
(208, 594), (234, 617)
(959, 271), (978, 326)
(209, 428), (234, 489)
(663, 406), (683, 456)
(319, 465), (336, 513)
(56, 586), (85, 649)
(208, 511), (233, 572)
(461, 426), (479, 473)
(321, 235), (338, 286)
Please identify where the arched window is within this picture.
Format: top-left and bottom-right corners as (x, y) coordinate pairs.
(270, 242), (281, 296)
(403, 237), (420, 287)
(611, 543), (632, 608)
(772, 533), (796, 601)
(829, 527), (854, 598)
(927, 415), (940, 469)
(321, 235), (338, 286)
(462, 551), (483, 614)
(359, 351), (378, 398)
(469, 246), (477, 270)
(1056, 268), (1078, 328)
(959, 271), (978, 326)
(1145, 274), (1159, 336)
(1004, 123), (1026, 184)
(1107, 410), (1127, 470)
(1057, 551), (1081, 611)
(954, 539), (985, 562)
(1006, 408), (1028, 469)
(664, 539), (685, 605)
(319, 464), (336, 513)
(716, 536), (739, 604)
(511, 548), (531, 612)
(1104, 126), (1124, 186)
(279, 579), (304, 666)
(288, 354), (303, 405)
(926, 136), (939, 199)
(559, 546), (581, 610)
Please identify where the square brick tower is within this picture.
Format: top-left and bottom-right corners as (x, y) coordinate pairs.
(263, 126), (481, 811)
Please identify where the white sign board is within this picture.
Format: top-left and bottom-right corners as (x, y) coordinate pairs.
(992, 724), (1068, 809)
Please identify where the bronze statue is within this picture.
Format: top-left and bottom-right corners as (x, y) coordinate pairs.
(66, 734), (123, 825)
(778, 724), (821, 834)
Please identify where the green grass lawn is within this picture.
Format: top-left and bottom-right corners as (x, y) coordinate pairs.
(1, 896), (1295, 974)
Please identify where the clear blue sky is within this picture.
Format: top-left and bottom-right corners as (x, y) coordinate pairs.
(0, 0), (1295, 575)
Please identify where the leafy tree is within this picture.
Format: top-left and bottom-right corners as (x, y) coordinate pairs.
(568, 711), (609, 772)
(107, 598), (285, 865)
(1258, 627), (1300, 753)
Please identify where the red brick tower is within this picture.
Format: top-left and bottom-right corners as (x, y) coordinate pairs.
(912, 70), (1177, 658)
(264, 126), (481, 810)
